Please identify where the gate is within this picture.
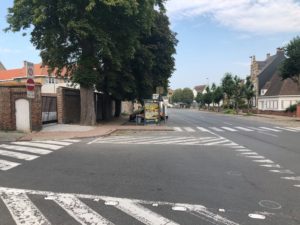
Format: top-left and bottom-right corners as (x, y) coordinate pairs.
(15, 99), (30, 131)
(42, 94), (57, 123)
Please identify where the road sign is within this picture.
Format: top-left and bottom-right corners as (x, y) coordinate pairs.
(25, 61), (34, 79)
(152, 94), (159, 100)
(26, 78), (35, 91)
(26, 78), (35, 99)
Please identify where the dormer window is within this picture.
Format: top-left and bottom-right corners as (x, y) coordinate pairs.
(261, 89), (267, 96)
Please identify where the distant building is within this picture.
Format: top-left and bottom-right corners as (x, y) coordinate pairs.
(0, 62), (72, 93)
(193, 85), (207, 98)
(250, 48), (286, 107)
(0, 61), (6, 71)
(250, 48), (300, 111)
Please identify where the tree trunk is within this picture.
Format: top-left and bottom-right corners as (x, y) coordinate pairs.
(80, 86), (96, 126)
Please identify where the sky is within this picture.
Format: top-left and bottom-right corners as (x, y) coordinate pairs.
(1, 0), (300, 89)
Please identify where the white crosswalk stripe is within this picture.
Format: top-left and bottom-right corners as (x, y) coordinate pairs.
(0, 159), (21, 171)
(183, 127), (195, 132)
(172, 126), (300, 133)
(259, 127), (281, 132)
(91, 136), (234, 146)
(221, 127), (237, 132)
(0, 149), (39, 161)
(0, 187), (240, 225)
(0, 140), (79, 171)
(210, 127), (224, 132)
(235, 127), (253, 131)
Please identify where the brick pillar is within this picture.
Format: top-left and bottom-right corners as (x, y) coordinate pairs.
(57, 87), (64, 124)
(297, 104), (300, 118)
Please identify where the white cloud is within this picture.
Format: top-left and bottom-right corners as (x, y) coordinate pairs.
(0, 47), (21, 54)
(166, 0), (300, 34)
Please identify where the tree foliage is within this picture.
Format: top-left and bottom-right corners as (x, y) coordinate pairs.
(280, 36), (300, 86)
(244, 76), (255, 110)
(221, 73), (235, 106)
(181, 88), (194, 106)
(6, 0), (177, 124)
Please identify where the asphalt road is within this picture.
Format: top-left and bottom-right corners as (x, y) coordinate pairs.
(0, 109), (299, 225)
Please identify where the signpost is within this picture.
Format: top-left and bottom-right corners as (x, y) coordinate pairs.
(25, 61), (35, 99)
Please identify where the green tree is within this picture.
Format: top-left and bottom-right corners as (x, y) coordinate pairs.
(232, 76), (244, 112)
(6, 0), (168, 125)
(213, 86), (224, 111)
(221, 73), (235, 107)
(195, 92), (204, 109)
(211, 83), (217, 108)
(172, 89), (183, 103)
(203, 86), (213, 110)
(244, 76), (255, 111)
(181, 88), (194, 107)
(281, 36), (300, 86)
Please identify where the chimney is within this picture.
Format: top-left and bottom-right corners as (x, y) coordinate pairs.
(266, 53), (271, 59)
(277, 47), (284, 55)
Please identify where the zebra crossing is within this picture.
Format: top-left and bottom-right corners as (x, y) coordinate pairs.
(172, 126), (300, 133)
(0, 139), (80, 171)
(89, 135), (236, 146)
(0, 186), (241, 225)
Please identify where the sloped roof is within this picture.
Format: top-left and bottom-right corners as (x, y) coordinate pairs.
(0, 61), (6, 71)
(0, 63), (67, 81)
(265, 71), (300, 96)
(194, 85), (206, 93)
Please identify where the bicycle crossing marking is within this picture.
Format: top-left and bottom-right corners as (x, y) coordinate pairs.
(0, 187), (241, 225)
(234, 127), (253, 131)
(0, 140), (80, 171)
(259, 127), (281, 132)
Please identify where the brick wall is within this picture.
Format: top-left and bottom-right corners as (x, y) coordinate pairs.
(57, 87), (81, 124)
(0, 82), (42, 131)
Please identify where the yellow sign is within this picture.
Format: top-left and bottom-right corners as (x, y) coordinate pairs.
(144, 102), (159, 120)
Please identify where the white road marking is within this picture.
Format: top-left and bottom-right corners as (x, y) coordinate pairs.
(269, 170), (294, 174)
(224, 122), (233, 126)
(204, 140), (230, 146)
(0, 186), (240, 225)
(245, 156), (265, 159)
(61, 139), (81, 143)
(0, 144), (52, 155)
(173, 127), (183, 132)
(253, 159), (274, 163)
(11, 142), (63, 150)
(259, 127), (281, 132)
(281, 176), (300, 181)
(54, 194), (113, 225)
(33, 140), (73, 146)
(260, 164), (281, 168)
(102, 197), (180, 225)
(0, 191), (51, 225)
(248, 213), (266, 220)
(0, 149), (39, 161)
(235, 149), (251, 152)
(0, 159), (20, 171)
(241, 152), (258, 155)
(287, 127), (300, 131)
(221, 127), (237, 132)
(184, 127), (195, 132)
(235, 127), (253, 131)
(197, 127), (210, 132)
(294, 185), (300, 187)
(210, 127), (224, 132)
(248, 127), (266, 131)
(274, 127), (297, 132)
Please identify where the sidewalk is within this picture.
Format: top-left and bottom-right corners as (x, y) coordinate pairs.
(18, 117), (173, 141)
